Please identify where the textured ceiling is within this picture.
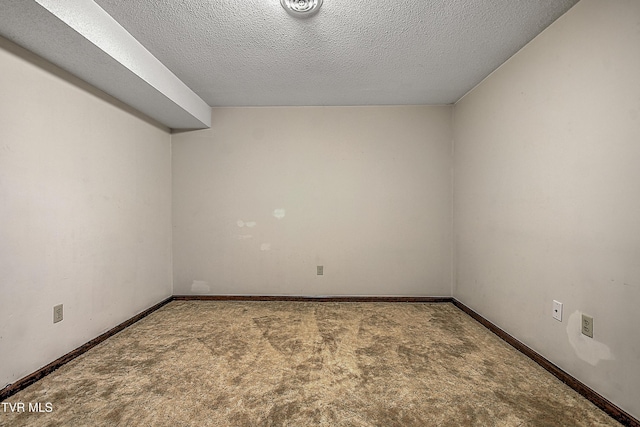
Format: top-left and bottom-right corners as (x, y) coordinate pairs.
(0, 0), (578, 128)
(0, 0), (210, 129)
(93, 0), (578, 106)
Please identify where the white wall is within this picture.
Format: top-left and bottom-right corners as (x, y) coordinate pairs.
(0, 37), (172, 389)
(453, 0), (640, 419)
(172, 106), (452, 296)
(5, 0), (637, 419)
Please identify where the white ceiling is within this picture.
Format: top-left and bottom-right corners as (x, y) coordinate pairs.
(1, 0), (579, 128)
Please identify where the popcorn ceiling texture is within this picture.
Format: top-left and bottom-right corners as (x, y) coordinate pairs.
(0, 0), (579, 127)
(1, 301), (619, 426)
(94, 0), (578, 106)
(0, 2), (210, 129)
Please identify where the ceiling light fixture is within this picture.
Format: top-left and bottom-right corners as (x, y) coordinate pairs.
(280, 0), (323, 18)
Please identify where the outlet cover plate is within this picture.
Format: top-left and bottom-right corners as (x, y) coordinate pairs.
(53, 304), (63, 323)
(317, 265), (323, 276)
(552, 300), (563, 321)
(581, 313), (593, 338)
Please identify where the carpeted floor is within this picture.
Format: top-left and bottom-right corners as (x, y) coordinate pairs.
(1, 301), (621, 426)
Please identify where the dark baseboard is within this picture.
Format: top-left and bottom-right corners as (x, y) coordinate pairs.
(172, 294), (453, 303)
(0, 296), (173, 402)
(2, 295), (637, 427)
(452, 299), (639, 427)
(0, 295), (450, 401)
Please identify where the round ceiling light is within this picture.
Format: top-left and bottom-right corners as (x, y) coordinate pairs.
(280, 0), (323, 18)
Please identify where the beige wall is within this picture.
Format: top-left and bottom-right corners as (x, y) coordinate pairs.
(172, 106), (452, 296)
(453, 0), (640, 418)
(4, 0), (638, 419)
(0, 38), (172, 389)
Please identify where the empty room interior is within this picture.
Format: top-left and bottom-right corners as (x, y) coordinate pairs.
(1, 0), (639, 425)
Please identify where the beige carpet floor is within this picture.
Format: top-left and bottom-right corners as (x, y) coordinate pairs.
(1, 301), (621, 426)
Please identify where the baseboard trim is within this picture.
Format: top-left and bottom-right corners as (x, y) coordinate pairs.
(452, 299), (639, 427)
(173, 294), (453, 303)
(2, 295), (637, 426)
(0, 296), (173, 402)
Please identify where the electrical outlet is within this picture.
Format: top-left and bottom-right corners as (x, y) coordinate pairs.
(581, 313), (593, 338)
(53, 304), (63, 323)
(552, 300), (563, 321)
(317, 265), (323, 276)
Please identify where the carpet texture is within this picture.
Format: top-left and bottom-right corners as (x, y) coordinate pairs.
(1, 301), (620, 426)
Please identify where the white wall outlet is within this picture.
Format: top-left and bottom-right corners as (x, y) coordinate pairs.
(53, 304), (63, 323)
(317, 265), (323, 276)
(582, 313), (594, 338)
(552, 300), (563, 321)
